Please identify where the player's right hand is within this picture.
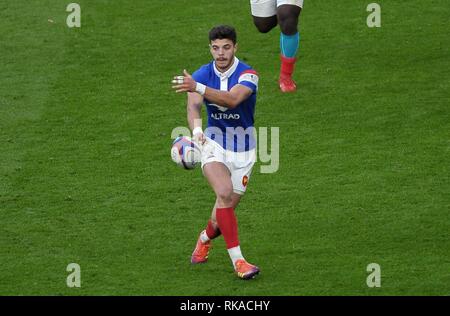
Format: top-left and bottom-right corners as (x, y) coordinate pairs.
(172, 70), (196, 93)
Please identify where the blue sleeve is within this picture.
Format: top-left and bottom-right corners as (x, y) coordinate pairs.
(239, 81), (257, 93)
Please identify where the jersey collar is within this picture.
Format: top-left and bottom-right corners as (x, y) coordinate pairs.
(213, 57), (239, 80)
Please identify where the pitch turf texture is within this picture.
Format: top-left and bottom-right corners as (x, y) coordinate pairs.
(1, 0), (449, 296)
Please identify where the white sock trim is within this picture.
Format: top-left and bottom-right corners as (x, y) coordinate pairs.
(200, 230), (210, 243)
(227, 246), (244, 268)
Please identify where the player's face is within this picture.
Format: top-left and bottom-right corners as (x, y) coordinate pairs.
(210, 39), (237, 72)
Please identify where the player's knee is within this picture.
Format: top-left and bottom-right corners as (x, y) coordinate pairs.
(278, 16), (298, 35)
(216, 188), (233, 206)
(277, 7), (300, 35)
(254, 22), (273, 33)
(253, 16), (277, 33)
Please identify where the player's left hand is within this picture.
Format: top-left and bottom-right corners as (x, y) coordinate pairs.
(193, 130), (207, 147)
(172, 70), (196, 93)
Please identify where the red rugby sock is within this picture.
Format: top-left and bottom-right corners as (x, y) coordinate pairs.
(216, 207), (239, 249)
(205, 219), (221, 240)
(280, 55), (297, 78)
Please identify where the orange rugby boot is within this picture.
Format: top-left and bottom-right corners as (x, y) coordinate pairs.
(234, 259), (260, 280)
(191, 231), (211, 264)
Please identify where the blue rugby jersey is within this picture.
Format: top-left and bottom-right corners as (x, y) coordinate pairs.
(192, 57), (258, 152)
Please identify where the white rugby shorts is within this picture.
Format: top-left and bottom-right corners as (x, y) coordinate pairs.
(201, 138), (256, 195)
(250, 0), (304, 17)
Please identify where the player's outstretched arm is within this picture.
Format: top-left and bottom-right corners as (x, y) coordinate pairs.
(172, 70), (253, 109)
(202, 84), (252, 109)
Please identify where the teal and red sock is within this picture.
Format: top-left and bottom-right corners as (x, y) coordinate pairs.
(280, 32), (299, 58)
(280, 32), (300, 78)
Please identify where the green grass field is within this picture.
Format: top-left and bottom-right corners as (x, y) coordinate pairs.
(1, 0), (449, 295)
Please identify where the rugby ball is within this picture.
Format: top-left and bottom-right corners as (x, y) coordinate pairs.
(171, 136), (201, 170)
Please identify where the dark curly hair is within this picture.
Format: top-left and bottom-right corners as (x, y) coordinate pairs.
(209, 25), (237, 44)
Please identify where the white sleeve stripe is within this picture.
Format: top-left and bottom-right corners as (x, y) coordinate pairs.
(238, 73), (259, 87)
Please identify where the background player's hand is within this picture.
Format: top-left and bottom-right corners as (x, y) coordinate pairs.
(172, 70), (196, 93)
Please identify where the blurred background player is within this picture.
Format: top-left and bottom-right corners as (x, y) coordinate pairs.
(171, 25), (260, 280)
(250, 0), (303, 92)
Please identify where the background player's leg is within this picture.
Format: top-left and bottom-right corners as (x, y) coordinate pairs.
(277, 5), (301, 92)
(277, 4), (301, 35)
(252, 15), (278, 33)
